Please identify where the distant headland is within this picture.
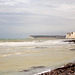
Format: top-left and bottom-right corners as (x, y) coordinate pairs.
(29, 32), (75, 39)
(29, 35), (65, 39)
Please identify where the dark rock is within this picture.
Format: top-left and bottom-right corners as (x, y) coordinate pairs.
(31, 66), (45, 70)
(64, 40), (75, 43)
(19, 66), (45, 72)
(19, 69), (30, 72)
(39, 63), (75, 75)
(69, 49), (75, 51)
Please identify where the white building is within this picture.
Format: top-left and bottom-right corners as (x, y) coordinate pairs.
(66, 32), (75, 39)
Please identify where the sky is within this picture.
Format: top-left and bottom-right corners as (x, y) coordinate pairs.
(0, 0), (75, 39)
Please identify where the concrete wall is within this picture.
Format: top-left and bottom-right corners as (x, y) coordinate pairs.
(66, 32), (75, 39)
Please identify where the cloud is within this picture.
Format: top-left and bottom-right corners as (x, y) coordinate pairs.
(0, 0), (30, 6)
(0, 0), (75, 20)
(0, 0), (75, 38)
(0, 13), (75, 34)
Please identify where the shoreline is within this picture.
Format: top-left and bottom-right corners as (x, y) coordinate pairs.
(35, 62), (75, 75)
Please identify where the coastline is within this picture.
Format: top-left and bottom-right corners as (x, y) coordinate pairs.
(35, 62), (75, 75)
(0, 39), (75, 75)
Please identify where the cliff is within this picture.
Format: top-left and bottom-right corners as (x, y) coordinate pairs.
(66, 32), (75, 39)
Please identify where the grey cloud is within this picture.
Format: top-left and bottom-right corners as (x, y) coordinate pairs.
(0, 0), (75, 38)
(0, 0), (30, 6)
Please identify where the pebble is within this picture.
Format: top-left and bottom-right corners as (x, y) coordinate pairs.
(39, 63), (75, 75)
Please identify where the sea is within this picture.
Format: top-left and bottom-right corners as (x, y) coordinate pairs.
(0, 39), (75, 75)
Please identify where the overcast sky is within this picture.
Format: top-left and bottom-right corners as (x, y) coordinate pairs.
(0, 0), (75, 39)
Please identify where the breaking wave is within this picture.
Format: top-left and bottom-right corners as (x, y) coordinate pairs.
(0, 39), (70, 58)
(0, 39), (68, 47)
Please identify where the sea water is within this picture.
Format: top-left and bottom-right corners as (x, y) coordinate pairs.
(0, 39), (75, 75)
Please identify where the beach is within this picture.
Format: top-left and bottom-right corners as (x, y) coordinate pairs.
(0, 39), (75, 75)
(38, 63), (75, 75)
(0, 0), (75, 74)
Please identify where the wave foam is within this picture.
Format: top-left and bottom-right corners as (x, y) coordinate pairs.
(0, 40), (67, 47)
